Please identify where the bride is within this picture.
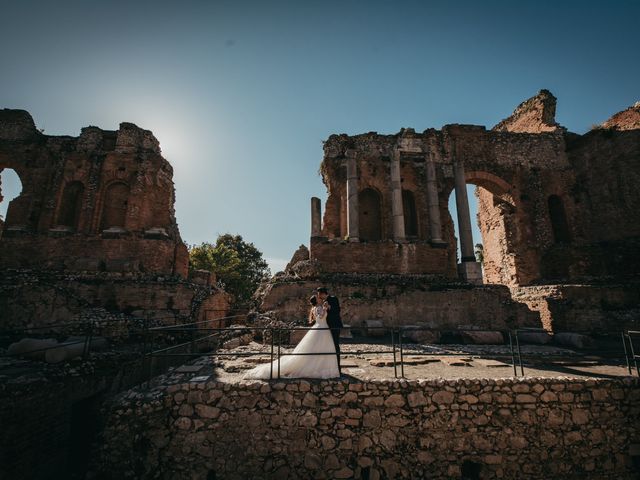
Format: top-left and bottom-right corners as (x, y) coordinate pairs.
(243, 296), (340, 379)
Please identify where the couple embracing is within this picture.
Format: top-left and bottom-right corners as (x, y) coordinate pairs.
(244, 287), (343, 379)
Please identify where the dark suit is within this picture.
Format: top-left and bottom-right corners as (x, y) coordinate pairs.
(325, 295), (343, 371)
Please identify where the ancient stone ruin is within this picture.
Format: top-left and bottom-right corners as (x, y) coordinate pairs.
(0, 109), (230, 330)
(1, 94), (640, 480)
(261, 90), (640, 334)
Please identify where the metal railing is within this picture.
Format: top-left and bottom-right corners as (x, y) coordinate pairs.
(142, 321), (640, 379)
(2, 316), (638, 380)
(622, 330), (640, 376)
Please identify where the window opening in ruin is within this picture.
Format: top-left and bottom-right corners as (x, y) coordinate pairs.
(56, 181), (84, 230)
(0, 168), (23, 228)
(402, 189), (418, 237)
(548, 195), (571, 243)
(359, 188), (382, 241)
(101, 182), (129, 230)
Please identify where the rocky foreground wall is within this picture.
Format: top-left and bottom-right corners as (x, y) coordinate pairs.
(95, 376), (640, 479)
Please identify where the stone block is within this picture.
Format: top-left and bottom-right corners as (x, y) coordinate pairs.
(461, 330), (504, 345)
(553, 333), (595, 349)
(517, 331), (553, 345)
(402, 327), (441, 344)
(364, 320), (386, 337)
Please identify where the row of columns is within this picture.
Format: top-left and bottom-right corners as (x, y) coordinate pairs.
(323, 148), (446, 246)
(310, 149), (482, 283)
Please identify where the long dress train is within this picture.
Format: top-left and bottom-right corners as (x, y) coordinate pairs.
(243, 306), (340, 379)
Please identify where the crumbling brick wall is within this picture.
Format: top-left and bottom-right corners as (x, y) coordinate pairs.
(0, 109), (187, 276)
(312, 92), (640, 286)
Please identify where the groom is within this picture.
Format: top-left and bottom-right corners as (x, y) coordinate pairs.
(316, 287), (343, 374)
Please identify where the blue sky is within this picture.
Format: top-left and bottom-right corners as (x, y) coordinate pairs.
(1, 0), (639, 272)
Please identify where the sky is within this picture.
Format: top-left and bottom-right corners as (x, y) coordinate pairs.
(1, 0), (639, 273)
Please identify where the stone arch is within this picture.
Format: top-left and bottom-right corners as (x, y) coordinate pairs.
(402, 189), (418, 238)
(0, 165), (28, 233)
(464, 170), (515, 205)
(548, 195), (571, 243)
(359, 188), (382, 241)
(100, 182), (129, 230)
(443, 169), (540, 286)
(56, 181), (84, 230)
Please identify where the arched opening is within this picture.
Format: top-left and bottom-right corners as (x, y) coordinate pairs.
(445, 170), (534, 287)
(548, 195), (570, 243)
(402, 189), (418, 238)
(101, 182), (129, 230)
(0, 168), (24, 236)
(56, 181), (84, 230)
(358, 188), (382, 241)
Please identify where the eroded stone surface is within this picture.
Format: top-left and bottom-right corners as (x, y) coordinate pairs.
(95, 374), (640, 480)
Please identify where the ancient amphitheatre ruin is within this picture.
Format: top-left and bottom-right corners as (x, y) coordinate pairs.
(1, 90), (639, 479)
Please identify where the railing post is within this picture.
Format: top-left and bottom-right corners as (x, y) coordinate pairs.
(147, 321), (154, 383)
(277, 328), (281, 379)
(515, 329), (524, 376)
(622, 331), (632, 375)
(391, 328), (397, 378)
(82, 321), (93, 359)
(508, 331), (517, 377)
(399, 327), (405, 378)
(270, 327), (274, 381)
(628, 333), (639, 377)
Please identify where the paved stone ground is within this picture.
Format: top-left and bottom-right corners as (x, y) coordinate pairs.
(1, 337), (635, 388)
(193, 338), (636, 383)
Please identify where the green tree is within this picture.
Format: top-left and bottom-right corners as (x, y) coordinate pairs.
(189, 234), (270, 308)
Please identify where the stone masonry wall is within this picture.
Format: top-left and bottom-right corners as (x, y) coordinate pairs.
(0, 109), (188, 276)
(96, 376), (640, 479)
(511, 283), (640, 333)
(310, 239), (452, 276)
(0, 269), (231, 330)
(314, 92), (640, 287)
(257, 278), (538, 330)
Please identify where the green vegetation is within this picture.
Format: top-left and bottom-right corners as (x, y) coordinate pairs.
(189, 234), (270, 309)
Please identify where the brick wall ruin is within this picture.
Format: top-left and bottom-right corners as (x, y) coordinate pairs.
(266, 91), (640, 333)
(0, 110), (231, 329)
(310, 92), (640, 286)
(95, 376), (640, 479)
(0, 109), (187, 276)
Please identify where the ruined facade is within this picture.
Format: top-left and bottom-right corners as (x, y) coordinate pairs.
(0, 110), (230, 329)
(0, 109), (188, 275)
(263, 91), (640, 332)
(311, 90), (640, 286)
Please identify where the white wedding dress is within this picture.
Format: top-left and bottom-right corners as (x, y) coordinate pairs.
(243, 306), (340, 379)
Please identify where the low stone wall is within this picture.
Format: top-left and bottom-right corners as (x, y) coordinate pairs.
(96, 376), (640, 479)
(511, 283), (640, 332)
(0, 269), (231, 330)
(258, 278), (539, 330)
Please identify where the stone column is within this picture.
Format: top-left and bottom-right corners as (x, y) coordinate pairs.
(454, 159), (483, 284)
(425, 155), (444, 244)
(310, 197), (321, 237)
(346, 150), (359, 241)
(391, 149), (405, 242)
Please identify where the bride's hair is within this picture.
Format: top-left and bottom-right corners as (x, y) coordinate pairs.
(309, 295), (318, 306)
